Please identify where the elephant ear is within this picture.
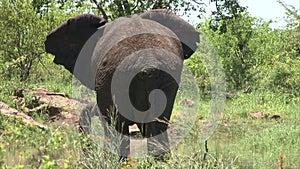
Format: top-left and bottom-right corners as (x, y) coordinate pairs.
(45, 14), (107, 89)
(140, 9), (199, 59)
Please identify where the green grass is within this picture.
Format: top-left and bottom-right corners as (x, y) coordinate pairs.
(0, 67), (300, 168)
(207, 92), (300, 168)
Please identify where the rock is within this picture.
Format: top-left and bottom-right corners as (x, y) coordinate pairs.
(182, 98), (195, 107)
(249, 112), (267, 118)
(268, 114), (287, 119)
(249, 111), (287, 119)
(129, 124), (140, 136)
(13, 88), (87, 126)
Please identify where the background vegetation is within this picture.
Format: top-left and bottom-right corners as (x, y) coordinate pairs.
(0, 0), (299, 168)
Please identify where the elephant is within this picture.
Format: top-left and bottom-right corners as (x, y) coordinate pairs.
(45, 9), (199, 159)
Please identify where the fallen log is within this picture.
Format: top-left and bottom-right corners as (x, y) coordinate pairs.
(0, 101), (49, 130)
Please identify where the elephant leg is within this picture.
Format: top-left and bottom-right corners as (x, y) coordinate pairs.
(78, 102), (95, 154)
(96, 90), (115, 148)
(145, 121), (170, 157)
(99, 114), (111, 141)
(145, 79), (178, 158)
(115, 116), (130, 159)
(131, 70), (179, 158)
(97, 85), (131, 159)
(79, 102), (95, 135)
(98, 105), (131, 159)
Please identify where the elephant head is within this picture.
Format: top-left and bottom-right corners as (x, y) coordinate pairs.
(45, 9), (199, 159)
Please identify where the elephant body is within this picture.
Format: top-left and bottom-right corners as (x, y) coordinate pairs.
(45, 9), (199, 159)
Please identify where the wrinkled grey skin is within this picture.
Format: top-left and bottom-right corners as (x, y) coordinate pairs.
(45, 9), (199, 159)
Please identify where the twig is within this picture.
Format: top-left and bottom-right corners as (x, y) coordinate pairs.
(203, 140), (208, 161)
(0, 101), (49, 130)
(279, 154), (285, 169)
(92, 0), (108, 21)
(131, 0), (139, 11)
(191, 0), (205, 6)
(37, 57), (52, 76)
(278, 0), (300, 20)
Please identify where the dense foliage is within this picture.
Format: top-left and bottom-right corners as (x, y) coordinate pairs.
(186, 0), (300, 96)
(0, 0), (88, 82)
(0, 0), (300, 168)
(1, 0), (299, 96)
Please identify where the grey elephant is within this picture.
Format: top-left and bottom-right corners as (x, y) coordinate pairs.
(45, 9), (199, 159)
